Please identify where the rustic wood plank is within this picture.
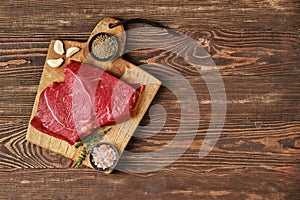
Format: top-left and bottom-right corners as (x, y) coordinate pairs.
(1, 120), (300, 171)
(0, 168), (299, 199)
(1, 30), (298, 77)
(0, 30), (299, 123)
(0, 0), (299, 198)
(1, 75), (299, 123)
(126, 29), (300, 76)
(0, 0), (299, 35)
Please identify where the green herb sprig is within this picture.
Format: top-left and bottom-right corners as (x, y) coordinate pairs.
(74, 146), (87, 168)
(73, 128), (111, 168)
(75, 141), (83, 148)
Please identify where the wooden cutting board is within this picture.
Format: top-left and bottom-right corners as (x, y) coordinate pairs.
(26, 18), (161, 173)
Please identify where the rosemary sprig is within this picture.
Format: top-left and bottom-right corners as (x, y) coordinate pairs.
(74, 146), (87, 168)
(75, 141), (83, 148)
(81, 128), (111, 148)
(73, 127), (111, 168)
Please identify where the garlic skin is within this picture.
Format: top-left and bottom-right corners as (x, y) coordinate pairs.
(66, 46), (80, 58)
(47, 58), (64, 68)
(54, 40), (65, 55)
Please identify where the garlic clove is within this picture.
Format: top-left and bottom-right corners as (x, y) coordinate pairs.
(66, 46), (80, 58)
(47, 58), (64, 68)
(54, 40), (65, 55)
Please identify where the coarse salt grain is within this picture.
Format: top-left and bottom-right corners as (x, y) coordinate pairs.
(91, 143), (118, 170)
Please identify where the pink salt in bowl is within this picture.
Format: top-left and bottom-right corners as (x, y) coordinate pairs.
(89, 142), (119, 171)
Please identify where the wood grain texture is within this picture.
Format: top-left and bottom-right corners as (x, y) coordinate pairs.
(0, 0), (299, 34)
(26, 18), (161, 173)
(0, 0), (299, 199)
(0, 169), (299, 200)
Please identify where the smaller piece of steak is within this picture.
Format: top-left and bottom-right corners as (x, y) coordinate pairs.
(30, 60), (143, 145)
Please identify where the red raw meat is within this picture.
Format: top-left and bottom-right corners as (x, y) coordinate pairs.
(30, 60), (143, 145)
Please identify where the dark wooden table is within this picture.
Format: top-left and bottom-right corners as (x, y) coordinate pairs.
(0, 1), (299, 199)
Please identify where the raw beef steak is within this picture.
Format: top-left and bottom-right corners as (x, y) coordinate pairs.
(30, 60), (143, 145)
